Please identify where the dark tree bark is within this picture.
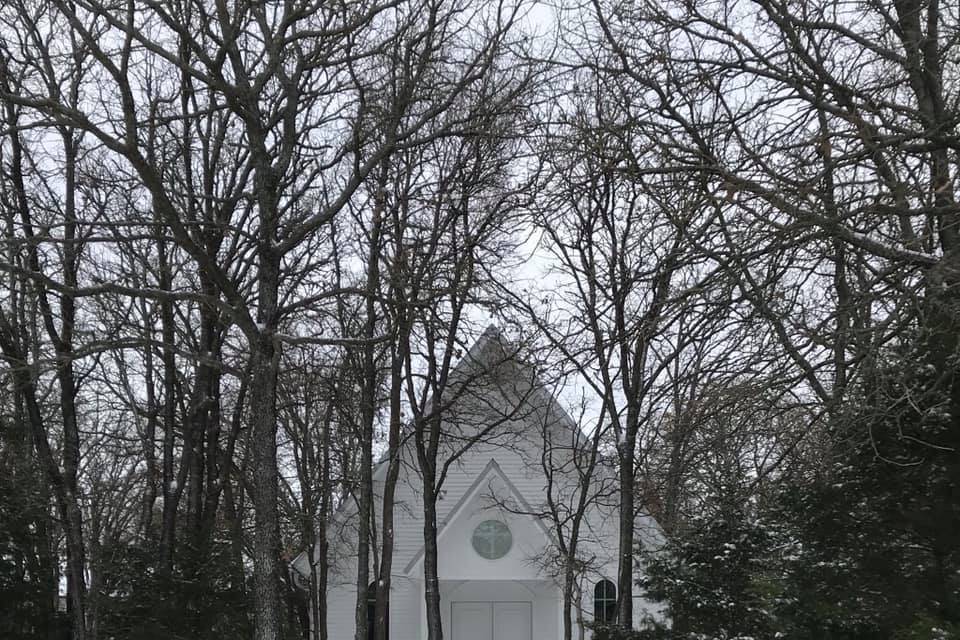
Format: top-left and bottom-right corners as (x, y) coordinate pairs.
(0, 90), (89, 640)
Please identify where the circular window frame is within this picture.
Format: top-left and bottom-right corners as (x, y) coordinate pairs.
(471, 519), (513, 560)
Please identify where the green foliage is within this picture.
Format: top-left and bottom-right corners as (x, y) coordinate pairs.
(638, 508), (774, 640)
(93, 540), (253, 640)
(638, 330), (960, 640)
(892, 616), (960, 640)
(766, 329), (960, 639)
(590, 623), (651, 640)
(0, 412), (68, 639)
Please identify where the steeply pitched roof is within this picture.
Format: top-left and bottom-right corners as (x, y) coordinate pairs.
(290, 325), (665, 579)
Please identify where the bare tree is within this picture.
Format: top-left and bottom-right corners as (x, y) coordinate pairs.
(585, 0), (959, 417)
(507, 67), (725, 626)
(571, 0), (959, 631)
(280, 346), (358, 640)
(0, 32), (93, 636)
(0, 2), (543, 638)
(389, 64), (538, 637)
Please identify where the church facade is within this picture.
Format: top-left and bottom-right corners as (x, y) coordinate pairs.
(291, 328), (664, 640)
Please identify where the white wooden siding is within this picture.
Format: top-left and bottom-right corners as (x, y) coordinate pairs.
(310, 331), (667, 638)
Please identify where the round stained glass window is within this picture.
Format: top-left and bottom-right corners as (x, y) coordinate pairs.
(471, 520), (512, 560)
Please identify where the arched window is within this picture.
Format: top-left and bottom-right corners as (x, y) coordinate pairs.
(594, 579), (617, 624)
(366, 582), (388, 640)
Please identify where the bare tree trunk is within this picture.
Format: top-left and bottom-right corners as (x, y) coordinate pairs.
(374, 339), (405, 640)
(248, 246), (283, 640)
(353, 403), (373, 640)
(562, 567), (574, 640)
(354, 193), (384, 640)
(0, 106), (89, 640)
(0, 363), (88, 640)
(157, 232), (179, 576)
(316, 402), (332, 640)
(59, 134), (88, 640)
(420, 473), (443, 640)
(139, 297), (160, 538)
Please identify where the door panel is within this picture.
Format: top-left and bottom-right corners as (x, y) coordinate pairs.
(452, 602), (491, 640)
(493, 602), (532, 640)
(451, 602), (532, 640)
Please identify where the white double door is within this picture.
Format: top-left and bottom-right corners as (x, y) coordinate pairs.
(450, 601), (532, 640)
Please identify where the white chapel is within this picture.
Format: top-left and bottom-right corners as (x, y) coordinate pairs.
(291, 327), (665, 640)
